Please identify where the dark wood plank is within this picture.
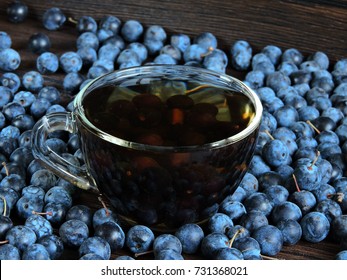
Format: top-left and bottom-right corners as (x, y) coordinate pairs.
(0, 0), (344, 260)
(0, 0), (346, 60)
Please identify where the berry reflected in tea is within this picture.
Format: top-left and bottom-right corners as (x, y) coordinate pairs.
(80, 80), (258, 230)
(83, 81), (256, 146)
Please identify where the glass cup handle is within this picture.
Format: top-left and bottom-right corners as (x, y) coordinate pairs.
(31, 112), (99, 194)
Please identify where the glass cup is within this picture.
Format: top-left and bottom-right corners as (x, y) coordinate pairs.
(31, 65), (263, 231)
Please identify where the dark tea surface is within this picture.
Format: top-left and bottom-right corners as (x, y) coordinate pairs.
(82, 80), (255, 146)
(77, 79), (259, 230)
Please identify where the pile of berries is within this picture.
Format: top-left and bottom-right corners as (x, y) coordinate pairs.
(0, 1), (346, 260)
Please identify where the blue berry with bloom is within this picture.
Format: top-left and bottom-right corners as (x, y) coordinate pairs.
(266, 71), (291, 92)
(300, 212), (330, 243)
(97, 28), (113, 43)
(126, 225), (155, 254)
(208, 213), (234, 234)
(59, 219), (89, 247)
(76, 15), (97, 33)
(46, 104), (66, 115)
(239, 210), (269, 233)
(271, 201), (302, 224)
(121, 20), (143, 42)
(38, 86), (61, 104)
(87, 65), (109, 79)
(103, 34), (125, 50)
(76, 32), (99, 50)
(194, 32), (217, 52)
(0, 86), (12, 109)
(45, 186), (73, 209)
(183, 44), (206, 63)
(77, 46), (97, 67)
(116, 49), (141, 66)
(219, 200), (247, 221)
(160, 44), (181, 61)
(252, 225), (283, 256)
(175, 223), (204, 254)
(36, 52), (59, 74)
(144, 38), (164, 56)
(215, 247), (243, 260)
(22, 243), (50, 260)
(99, 15), (122, 35)
(308, 51), (329, 70)
(155, 250), (184, 260)
(281, 48), (303, 66)
(203, 49), (228, 73)
(0, 244), (20, 260)
(0, 125), (20, 139)
(5, 225), (37, 252)
(276, 219), (302, 245)
(262, 45), (282, 65)
(66, 205), (92, 228)
(24, 214), (53, 239)
(37, 234), (64, 260)
(232, 236), (261, 259)
(98, 44), (120, 62)
(230, 40), (252, 70)
(42, 7), (66, 30)
(126, 42), (148, 63)
(0, 31), (12, 50)
(92, 59), (114, 72)
(13, 90), (36, 108)
(244, 70), (265, 89)
(63, 72), (85, 94)
(92, 208), (118, 229)
(201, 232), (229, 258)
(170, 33), (191, 53)
(0, 48), (20, 71)
(30, 97), (51, 119)
(94, 221), (125, 252)
(2, 101), (26, 121)
(336, 250), (347, 260)
(59, 51), (83, 73)
(153, 53), (176, 65)
(293, 159), (322, 191)
(0, 72), (21, 94)
(153, 234), (182, 257)
(145, 25), (167, 42)
(277, 61), (299, 76)
(22, 71), (44, 92)
(79, 236), (111, 260)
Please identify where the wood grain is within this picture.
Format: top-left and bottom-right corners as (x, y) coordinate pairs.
(0, 0), (345, 260)
(0, 0), (346, 60)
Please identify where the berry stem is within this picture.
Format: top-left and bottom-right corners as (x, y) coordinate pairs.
(264, 130), (275, 141)
(0, 240), (9, 245)
(306, 120), (321, 135)
(1, 162), (9, 176)
(0, 195), (7, 216)
(134, 250), (154, 258)
(32, 210), (53, 216)
(68, 16), (78, 25)
(228, 228), (244, 248)
(327, 192), (345, 203)
(292, 174), (301, 192)
(260, 254), (281, 260)
(308, 150), (320, 170)
(185, 84), (210, 95)
(200, 46), (215, 58)
(98, 195), (110, 216)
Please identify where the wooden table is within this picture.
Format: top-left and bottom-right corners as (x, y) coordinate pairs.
(0, 0), (345, 260)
